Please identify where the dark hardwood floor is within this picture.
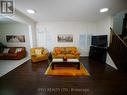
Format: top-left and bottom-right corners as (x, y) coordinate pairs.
(0, 57), (127, 95)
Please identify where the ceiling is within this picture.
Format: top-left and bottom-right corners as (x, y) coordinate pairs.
(9, 0), (127, 22)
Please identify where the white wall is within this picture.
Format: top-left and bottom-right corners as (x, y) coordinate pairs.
(6, 10), (37, 48)
(96, 16), (113, 35)
(37, 21), (98, 56)
(0, 23), (30, 55)
(36, 17), (113, 56)
(96, 16), (113, 46)
(0, 27), (2, 36)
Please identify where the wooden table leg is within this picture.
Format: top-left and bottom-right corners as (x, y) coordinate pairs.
(52, 63), (54, 70)
(77, 63), (80, 70)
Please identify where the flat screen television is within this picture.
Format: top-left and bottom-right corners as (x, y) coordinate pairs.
(91, 35), (107, 47)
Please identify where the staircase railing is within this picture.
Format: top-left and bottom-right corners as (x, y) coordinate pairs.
(108, 28), (127, 71)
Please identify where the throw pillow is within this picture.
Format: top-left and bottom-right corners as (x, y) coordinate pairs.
(3, 48), (10, 53)
(71, 50), (76, 55)
(55, 48), (61, 54)
(9, 48), (16, 53)
(15, 48), (22, 53)
(35, 49), (42, 55)
(71, 48), (77, 55)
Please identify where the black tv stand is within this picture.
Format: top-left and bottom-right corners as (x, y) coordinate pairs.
(89, 35), (108, 63)
(89, 46), (107, 63)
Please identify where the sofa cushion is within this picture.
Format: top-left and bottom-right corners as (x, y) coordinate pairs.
(62, 50), (66, 54)
(3, 48), (10, 53)
(66, 54), (76, 58)
(66, 50), (71, 54)
(9, 47), (16, 53)
(7, 53), (17, 57)
(55, 54), (64, 58)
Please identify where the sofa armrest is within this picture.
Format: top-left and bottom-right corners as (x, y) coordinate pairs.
(75, 52), (80, 55)
(74, 52), (80, 59)
(51, 51), (57, 56)
(43, 49), (48, 54)
(16, 48), (26, 58)
(51, 51), (58, 58)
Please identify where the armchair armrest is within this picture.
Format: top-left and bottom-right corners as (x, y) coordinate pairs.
(43, 49), (48, 54)
(43, 49), (49, 56)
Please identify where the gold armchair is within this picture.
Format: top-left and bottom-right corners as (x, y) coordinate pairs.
(30, 47), (48, 62)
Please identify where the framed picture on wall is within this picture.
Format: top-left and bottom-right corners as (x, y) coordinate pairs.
(6, 35), (25, 43)
(57, 34), (73, 42)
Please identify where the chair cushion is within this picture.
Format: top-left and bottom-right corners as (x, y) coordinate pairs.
(35, 49), (42, 55)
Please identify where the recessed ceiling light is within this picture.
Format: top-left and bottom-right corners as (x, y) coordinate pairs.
(26, 9), (36, 14)
(100, 8), (109, 13)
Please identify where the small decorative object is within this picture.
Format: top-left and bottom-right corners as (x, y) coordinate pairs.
(63, 56), (67, 61)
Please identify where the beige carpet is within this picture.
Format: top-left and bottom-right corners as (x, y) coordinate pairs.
(45, 63), (90, 76)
